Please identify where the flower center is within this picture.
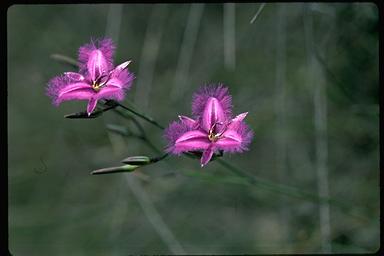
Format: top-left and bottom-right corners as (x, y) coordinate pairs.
(92, 81), (102, 91)
(208, 130), (220, 142)
(207, 121), (228, 142)
(92, 73), (111, 92)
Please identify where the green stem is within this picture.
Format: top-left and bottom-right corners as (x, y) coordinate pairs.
(111, 108), (147, 138)
(150, 153), (169, 163)
(216, 158), (370, 223)
(65, 104), (118, 119)
(112, 101), (165, 130)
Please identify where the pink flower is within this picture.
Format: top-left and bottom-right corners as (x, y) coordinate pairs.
(47, 38), (134, 115)
(164, 84), (253, 167)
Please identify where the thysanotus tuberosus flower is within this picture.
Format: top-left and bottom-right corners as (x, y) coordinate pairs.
(47, 38), (134, 115)
(164, 84), (253, 167)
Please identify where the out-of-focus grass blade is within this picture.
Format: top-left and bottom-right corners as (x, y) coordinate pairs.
(106, 124), (131, 136)
(50, 54), (78, 68)
(250, 3), (266, 24)
(215, 159), (372, 223)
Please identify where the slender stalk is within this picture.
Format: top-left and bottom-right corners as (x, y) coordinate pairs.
(134, 5), (168, 110)
(150, 153), (169, 163)
(109, 109), (161, 155)
(215, 159), (371, 223)
(224, 3), (236, 71)
(105, 4), (123, 44)
(124, 174), (185, 254)
(275, 3), (291, 246)
(304, 4), (331, 252)
(170, 4), (204, 101)
(250, 3), (266, 24)
(113, 101), (165, 129)
(111, 108), (148, 139)
(50, 54), (78, 68)
(65, 103), (118, 119)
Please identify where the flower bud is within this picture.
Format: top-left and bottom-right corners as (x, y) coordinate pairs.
(91, 164), (139, 175)
(121, 156), (151, 165)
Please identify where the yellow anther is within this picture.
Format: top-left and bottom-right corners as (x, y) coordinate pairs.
(92, 81), (101, 91)
(208, 130), (220, 142)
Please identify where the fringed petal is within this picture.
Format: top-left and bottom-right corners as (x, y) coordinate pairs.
(178, 115), (197, 128)
(173, 130), (210, 154)
(95, 86), (125, 101)
(164, 120), (210, 155)
(191, 84), (232, 120)
(108, 68), (135, 91)
(227, 112), (249, 130)
(201, 97), (226, 132)
(78, 38), (115, 80)
(46, 75), (94, 106)
(63, 72), (85, 82)
(164, 121), (191, 151)
(216, 122), (253, 153)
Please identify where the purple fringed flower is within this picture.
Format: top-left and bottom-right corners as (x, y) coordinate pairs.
(164, 84), (253, 167)
(47, 38), (134, 115)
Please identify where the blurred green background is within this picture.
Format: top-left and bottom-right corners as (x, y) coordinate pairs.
(8, 3), (379, 255)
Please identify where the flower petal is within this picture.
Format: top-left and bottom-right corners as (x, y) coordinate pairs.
(78, 38), (115, 80)
(56, 83), (95, 104)
(164, 121), (192, 151)
(113, 60), (131, 74)
(95, 86), (125, 101)
(178, 115), (196, 128)
(47, 75), (95, 105)
(105, 77), (124, 89)
(97, 70), (134, 101)
(173, 130), (210, 154)
(87, 50), (110, 81)
(192, 84), (232, 120)
(215, 129), (243, 152)
(87, 98), (98, 116)
(228, 112), (248, 130)
(201, 145), (214, 167)
(232, 112), (248, 122)
(107, 69), (134, 90)
(175, 130), (207, 144)
(64, 72), (85, 82)
(201, 97), (226, 132)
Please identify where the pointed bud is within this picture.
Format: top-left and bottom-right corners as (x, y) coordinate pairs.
(91, 164), (139, 175)
(121, 156), (151, 165)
